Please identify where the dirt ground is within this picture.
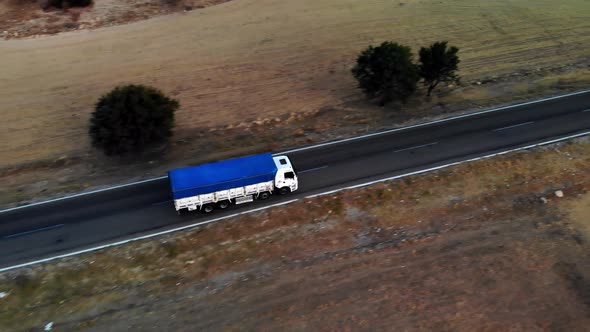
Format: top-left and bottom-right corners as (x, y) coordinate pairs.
(1, 0), (590, 209)
(0, 0), (229, 38)
(1, 138), (589, 331)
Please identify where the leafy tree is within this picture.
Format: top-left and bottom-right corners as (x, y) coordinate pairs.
(418, 41), (460, 96)
(351, 41), (419, 105)
(89, 85), (179, 156)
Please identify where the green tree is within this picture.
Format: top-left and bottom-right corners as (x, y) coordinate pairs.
(89, 85), (179, 156)
(419, 41), (460, 96)
(351, 41), (419, 105)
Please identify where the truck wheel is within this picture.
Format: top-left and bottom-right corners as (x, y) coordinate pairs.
(203, 204), (215, 213)
(218, 201), (230, 209)
(258, 192), (270, 200)
(278, 187), (290, 195)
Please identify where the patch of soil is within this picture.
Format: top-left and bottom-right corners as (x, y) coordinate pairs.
(0, 0), (231, 39)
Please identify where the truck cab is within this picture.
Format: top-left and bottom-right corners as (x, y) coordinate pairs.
(272, 155), (298, 194)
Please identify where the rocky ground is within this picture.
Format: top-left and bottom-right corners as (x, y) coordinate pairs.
(1, 137), (589, 331)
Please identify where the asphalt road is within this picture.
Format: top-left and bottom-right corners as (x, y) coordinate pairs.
(1, 91), (590, 269)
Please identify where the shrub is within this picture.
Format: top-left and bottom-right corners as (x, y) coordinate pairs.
(418, 41), (460, 96)
(89, 84), (179, 156)
(351, 41), (419, 105)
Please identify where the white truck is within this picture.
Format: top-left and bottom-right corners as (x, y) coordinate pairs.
(168, 153), (298, 213)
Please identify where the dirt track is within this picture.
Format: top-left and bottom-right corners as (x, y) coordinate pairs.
(2, 0), (590, 168)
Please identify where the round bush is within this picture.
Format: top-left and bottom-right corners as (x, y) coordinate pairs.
(351, 41), (419, 105)
(89, 85), (179, 156)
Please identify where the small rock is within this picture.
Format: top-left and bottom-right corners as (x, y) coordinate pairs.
(555, 190), (564, 198)
(293, 128), (305, 137)
(540, 197), (548, 204)
(0, 291), (9, 298)
(45, 322), (53, 331)
(476, 81), (482, 85)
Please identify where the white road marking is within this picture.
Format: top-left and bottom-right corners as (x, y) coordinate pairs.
(2, 89), (589, 215)
(582, 109), (590, 113)
(152, 200), (172, 206)
(393, 142), (438, 153)
(0, 176), (168, 214)
(298, 166), (329, 173)
(276, 89), (590, 155)
(4, 224), (64, 239)
(0, 200), (298, 272)
(305, 130), (590, 199)
(1, 131), (589, 273)
(492, 121), (535, 132)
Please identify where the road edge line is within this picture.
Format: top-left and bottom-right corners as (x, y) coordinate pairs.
(277, 89), (590, 154)
(305, 131), (590, 198)
(0, 176), (168, 214)
(0, 199), (298, 273)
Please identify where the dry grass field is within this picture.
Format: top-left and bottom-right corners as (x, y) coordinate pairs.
(1, 0), (590, 170)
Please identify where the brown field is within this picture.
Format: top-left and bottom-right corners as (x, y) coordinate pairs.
(1, 138), (589, 331)
(1, 0), (590, 170)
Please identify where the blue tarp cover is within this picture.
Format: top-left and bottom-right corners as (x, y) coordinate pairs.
(168, 153), (277, 199)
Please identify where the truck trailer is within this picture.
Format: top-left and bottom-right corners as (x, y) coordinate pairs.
(168, 153), (298, 213)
